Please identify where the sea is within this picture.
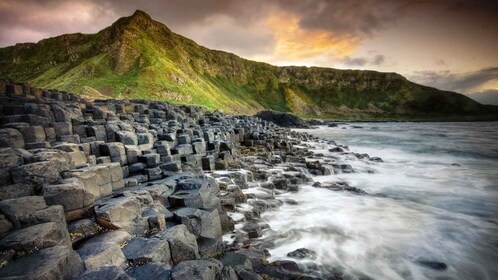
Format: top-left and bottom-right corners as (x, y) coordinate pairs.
(260, 122), (498, 280)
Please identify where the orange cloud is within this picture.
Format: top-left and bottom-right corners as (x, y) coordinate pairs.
(266, 12), (360, 64)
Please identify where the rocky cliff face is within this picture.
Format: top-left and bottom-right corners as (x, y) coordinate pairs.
(1, 10), (497, 120)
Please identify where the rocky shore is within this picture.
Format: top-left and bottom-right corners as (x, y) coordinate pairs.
(0, 79), (381, 280)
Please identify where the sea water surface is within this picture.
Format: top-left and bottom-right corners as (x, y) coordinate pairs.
(261, 122), (498, 280)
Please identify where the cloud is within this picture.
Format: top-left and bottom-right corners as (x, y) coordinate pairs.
(265, 12), (359, 63)
(465, 89), (498, 105)
(408, 67), (498, 93)
(0, 0), (116, 46)
(371, 55), (385, 66)
(340, 54), (386, 67)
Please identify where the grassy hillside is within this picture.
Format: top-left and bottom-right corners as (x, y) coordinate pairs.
(1, 10), (497, 120)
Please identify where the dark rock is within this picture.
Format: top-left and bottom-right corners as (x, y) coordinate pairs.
(0, 245), (84, 280)
(171, 259), (223, 280)
(126, 262), (172, 280)
(75, 266), (132, 280)
(287, 248), (317, 260)
(312, 181), (367, 194)
(0, 221), (71, 252)
(122, 237), (172, 266)
(154, 224), (200, 264)
(77, 241), (127, 270)
(416, 260), (448, 270)
(255, 111), (311, 128)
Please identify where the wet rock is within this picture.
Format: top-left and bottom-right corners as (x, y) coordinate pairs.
(0, 245), (84, 280)
(258, 260), (304, 280)
(220, 252), (253, 272)
(198, 237), (225, 259)
(312, 181), (367, 194)
(416, 260), (448, 270)
(241, 222), (264, 238)
(287, 248), (317, 260)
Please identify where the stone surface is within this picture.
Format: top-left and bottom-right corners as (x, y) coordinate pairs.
(126, 262), (172, 280)
(75, 266), (132, 280)
(77, 241), (127, 270)
(171, 259), (223, 280)
(42, 178), (95, 212)
(0, 245), (84, 280)
(154, 224), (199, 264)
(0, 221), (71, 251)
(94, 196), (142, 232)
(122, 237), (172, 266)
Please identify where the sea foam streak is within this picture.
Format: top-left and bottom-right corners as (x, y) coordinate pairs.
(261, 122), (498, 280)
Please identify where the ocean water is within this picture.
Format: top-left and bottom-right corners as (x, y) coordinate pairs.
(261, 122), (498, 280)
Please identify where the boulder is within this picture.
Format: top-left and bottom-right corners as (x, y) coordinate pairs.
(11, 159), (66, 184)
(174, 208), (222, 239)
(0, 128), (25, 148)
(0, 196), (47, 227)
(286, 248), (317, 260)
(94, 196), (142, 233)
(0, 147), (23, 168)
(126, 262), (172, 280)
(116, 131), (138, 145)
(171, 259), (223, 280)
(75, 266), (132, 280)
(0, 221), (71, 251)
(77, 241), (127, 270)
(122, 237), (172, 266)
(19, 125), (46, 143)
(154, 224), (199, 264)
(42, 178), (95, 212)
(0, 245), (84, 280)
(220, 252), (253, 271)
(168, 178), (218, 209)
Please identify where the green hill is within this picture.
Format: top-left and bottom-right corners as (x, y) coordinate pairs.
(1, 10), (496, 120)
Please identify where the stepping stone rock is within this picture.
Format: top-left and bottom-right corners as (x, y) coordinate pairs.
(126, 262), (172, 280)
(171, 259), (223, 280)
(94, 196), (142, 232)
(43, 178), (95, 212)
(75, 266), (132, 280)
(0, 245), (84, 280)
(0, 221), (71, 251)
(122, 237), (172, 266)
(77, 242), (126, 270)
(154, 224), (199, 264)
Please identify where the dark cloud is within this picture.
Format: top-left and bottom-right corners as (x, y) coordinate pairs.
(408, 67), (498, 93)
(341, 54), (386, 67)
(372, 55), (385, 66)
(465, 90), (498, 105)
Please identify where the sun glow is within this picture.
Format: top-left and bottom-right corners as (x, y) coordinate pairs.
(265, 12), (360, 65)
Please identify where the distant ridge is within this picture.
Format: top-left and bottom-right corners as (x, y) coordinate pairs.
(1, 10), (497, 120)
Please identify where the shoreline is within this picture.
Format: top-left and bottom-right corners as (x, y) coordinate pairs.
(0, 80), (370, 279)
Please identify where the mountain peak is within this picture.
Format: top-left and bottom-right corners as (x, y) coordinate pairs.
(131, 10), (152, 21)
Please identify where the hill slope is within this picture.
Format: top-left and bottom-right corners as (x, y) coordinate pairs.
(1, 10), (496, 120)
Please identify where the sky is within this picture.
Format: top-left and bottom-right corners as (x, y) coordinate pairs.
(0, 0), (497, 103)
